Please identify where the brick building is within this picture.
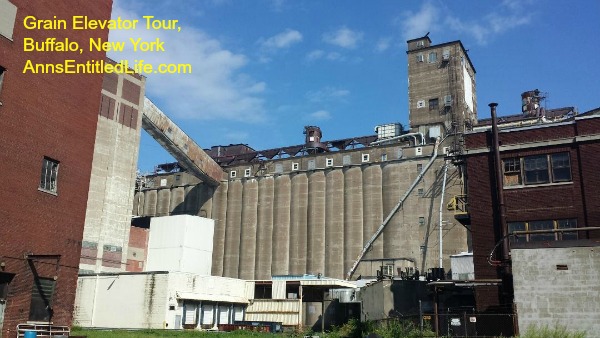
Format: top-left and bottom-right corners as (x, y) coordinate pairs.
(0, 0), (112, 335)
(461, 101), (600, 332)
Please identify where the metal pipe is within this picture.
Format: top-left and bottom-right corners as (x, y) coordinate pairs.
(512, 226), (600, 235)
(370, 132), (425, 146)
(346, 137), (442, 280)
(438, 160), (449, 268)
(490, 103), (510, 265)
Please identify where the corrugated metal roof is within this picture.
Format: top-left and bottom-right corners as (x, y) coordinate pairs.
(300, 279), (356, 288)
(176, 291), (248, 304)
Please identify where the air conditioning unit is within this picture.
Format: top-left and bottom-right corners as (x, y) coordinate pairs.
(444, 95), (452, 107)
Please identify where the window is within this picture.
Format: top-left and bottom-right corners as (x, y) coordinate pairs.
(417, 188), (424, 197)
(29, 277), (56, 322)
(382, 264), (394, 276)
(429, 98), (439, 110)
(362, 154), (370, 163)
(428, 52), (437, 63)
(503, 153), (571, 187)
(381, 153), (387, 161)
(416, 163), (423, 172)
(416, 100), (425, 108)
(416, 40), (424, 47)
(0, 65), (6, 97)
(508, 218), (578, 244)
(39, 157), (59, 193)
(416, 147), (423, 156)
(292, 162), (299, 171)
(326, 158), (333, 167)
(244, 168), (252, 177)
(230, 170), (237, 178)
(0, 0), (18, 40)
(416, 54), (424, 62)
(418, 217), (425, 226)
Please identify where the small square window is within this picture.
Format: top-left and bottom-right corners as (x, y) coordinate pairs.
(416, 40), (424, 47)
(416, 54), (424, 62)
(416, 100), (425, 108)
(362, 154), (370, 163)
(429, 98), (439, 110)
(39, 157), (59, 193)
(418, 217), (425, 226)
(381, 154), (387, 161)
(244, 168), (252, 177)
(417, 163), (423, 172)
(292, 162), (299, 171)
(417, 188), (424, 197)
(326, 158), (333, 167)
(416, 147), (423, 156)
(230, 170), (237, 178)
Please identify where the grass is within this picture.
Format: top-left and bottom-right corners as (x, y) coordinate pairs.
(71, 322), (587, 338)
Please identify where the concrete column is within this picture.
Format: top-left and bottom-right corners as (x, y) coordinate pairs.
(343, 167), (364, 275)
(307, 171), (326, 276)
(325, 169), (344, 279)
(289, 173), (308, 275)
(255, 177), (275, 280)
(238, 179), (259, 280)
(211, 181), (228, 276)
(271, 175), (291, 276)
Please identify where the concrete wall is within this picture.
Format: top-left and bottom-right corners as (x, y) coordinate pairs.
(135, 143), (469, 280)
(146, 215), (214, 275)
(74, 272), (248, 330)
(81, 69), (146, 273)
(359, 280), (394, 321)
(512, 245), (600, 335)
(74, 272), (170, 329)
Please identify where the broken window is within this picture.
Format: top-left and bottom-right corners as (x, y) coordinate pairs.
(508, 218), (577, 244)
(503, 153), (572, 187)
(39, 157), (59, 194)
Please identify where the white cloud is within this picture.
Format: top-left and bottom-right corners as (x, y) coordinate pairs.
(109, 0), (266, 122)
(397, 2), (438, 41)
(259, 29), (303, 50)
(308, 110), (331, 120)
(323, 26), (364, 49)
(375, 37), (392, 52)
(397, 1), (534, 46)
(306, 49), (325, 61)
(306, 87), (350, 103)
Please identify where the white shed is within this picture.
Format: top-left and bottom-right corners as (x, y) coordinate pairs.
(74, 272), (248, 330)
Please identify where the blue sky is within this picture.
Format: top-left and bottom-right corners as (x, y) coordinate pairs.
(108, 0), (600, 172)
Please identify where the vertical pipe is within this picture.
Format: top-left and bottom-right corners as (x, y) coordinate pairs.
(211, 181), (228, 276)
(238, 179), (259, 279)
(491, 103), (510, 264)
(272, 175), (291, 276)
(325, 169), (345, 278)
(438, 161), (449, 268)
(255, 177), (275, 279)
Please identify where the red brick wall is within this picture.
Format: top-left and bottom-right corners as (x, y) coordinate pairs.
(126, 226), (149, 272)
(464, 118), (600, 311)
(0, 0), (112, 335)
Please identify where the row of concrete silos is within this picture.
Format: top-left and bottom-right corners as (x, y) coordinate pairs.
(133, 158), (467, 280)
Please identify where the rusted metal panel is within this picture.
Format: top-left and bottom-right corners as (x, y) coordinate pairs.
(142, 97), (224, 186)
